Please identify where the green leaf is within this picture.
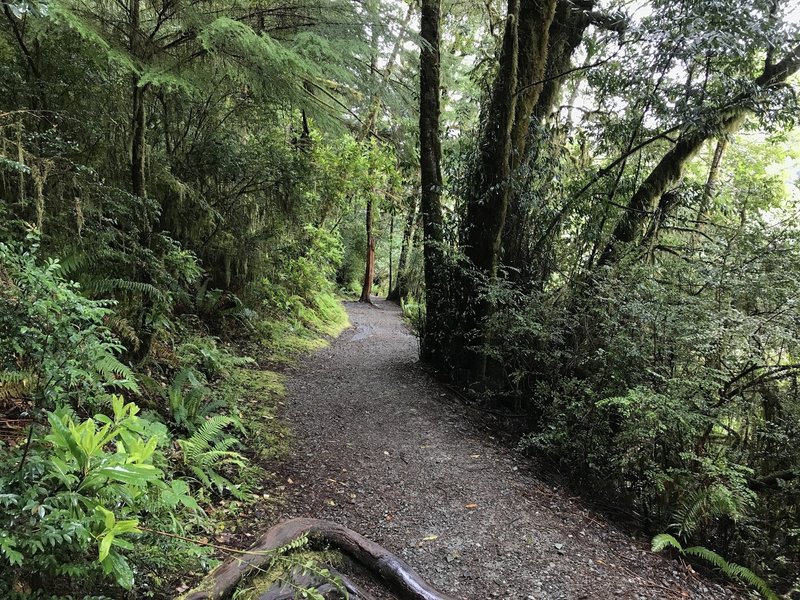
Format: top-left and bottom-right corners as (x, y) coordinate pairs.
(47, 411), (87, 471)
(98, 532), (114, 562)
(651, 533), (682, 553)
(101, 548), (134, 589)
(91, 464), (160, 486)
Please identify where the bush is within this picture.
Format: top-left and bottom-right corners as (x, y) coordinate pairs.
(0, 397), (202, 593)
(0, 237), (138, 413)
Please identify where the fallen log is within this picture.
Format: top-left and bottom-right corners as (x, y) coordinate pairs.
(180, 518), (458, 600)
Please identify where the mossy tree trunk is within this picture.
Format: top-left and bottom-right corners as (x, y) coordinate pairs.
(454, 0), (558, 380)
(419, 0), (447, 366)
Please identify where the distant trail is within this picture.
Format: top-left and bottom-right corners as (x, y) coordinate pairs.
(278, 298), (739, 600)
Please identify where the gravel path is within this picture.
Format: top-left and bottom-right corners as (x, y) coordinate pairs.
(276, 299), (739, 599)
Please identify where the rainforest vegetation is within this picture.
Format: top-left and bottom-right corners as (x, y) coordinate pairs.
(1, 0), (800, 597)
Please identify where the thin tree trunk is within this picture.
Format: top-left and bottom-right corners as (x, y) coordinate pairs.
(130, 0), (146, 202)
(359, 2), (413, 303)
(360, 197), (376, 303)
(129, 0), (154, 360)
(388, 210), (394, 296)
(697, 136), (728, 228)
(131, 81), (146, 200)
(388, 196), (418, 302)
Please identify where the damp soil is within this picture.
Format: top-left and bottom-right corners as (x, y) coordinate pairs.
(270, 298), (743, 600)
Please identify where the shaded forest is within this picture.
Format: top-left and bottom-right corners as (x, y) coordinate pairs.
(1, 0), (800, 597)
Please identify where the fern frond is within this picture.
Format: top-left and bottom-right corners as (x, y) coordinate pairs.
(683, 546), (730, 573)
(651, 533), (682, 553)
(88, 278), (167, 302)
(179, 415), (248, 498)
(106, 316), (140, 352)
(0, 370), (32, 400)
(93, 351), (140, 393)
(726, 565), (779, 600)
(275, 533), (309, 555)
(180, 415), (236, 456)
(55, 250), (90, 278)
(673, 483), (746, 537)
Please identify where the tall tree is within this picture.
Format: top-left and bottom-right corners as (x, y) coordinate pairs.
(454, 0), (557, 379)
(419, 0), (446, 364)
(359, 1), (414, 304)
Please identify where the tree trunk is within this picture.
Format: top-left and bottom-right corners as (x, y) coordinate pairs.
(131, 81), (147, 200)
(387, 210), (394, 296)
(359, 197), (376, 303)
(697, 136), (728, 227)
(509, 0), (559, 171)
(502, 0), (591, 273)
(597, 42), (800, 267)
(419, 0), (446, 365)
(454, 0), (556, 380)
(388, 196), (417, 302)
(130, 0), (146, 202)
(456, 0), (535, 379)
(460, 0), (521, 279)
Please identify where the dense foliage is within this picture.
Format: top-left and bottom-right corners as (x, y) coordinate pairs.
(3, 0), (800, 597)
(417, 0), (800, 595)
(0, 0), (400, 595)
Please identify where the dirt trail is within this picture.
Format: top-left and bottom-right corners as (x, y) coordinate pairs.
(277, 299), (738, 600)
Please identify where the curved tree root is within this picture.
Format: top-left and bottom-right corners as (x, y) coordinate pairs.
(181, 518), (458, 600)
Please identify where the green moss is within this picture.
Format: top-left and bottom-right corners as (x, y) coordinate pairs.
(257, 292), (349, 364)
(229, 369), (292, 462)
(232, 550), (344, 600)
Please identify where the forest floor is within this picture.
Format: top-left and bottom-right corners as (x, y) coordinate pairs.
(267, 298), (742, 600)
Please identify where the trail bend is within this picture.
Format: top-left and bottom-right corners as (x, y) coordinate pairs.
(277, 298), (738, 600)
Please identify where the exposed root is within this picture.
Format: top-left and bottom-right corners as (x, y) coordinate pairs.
(181, 518), (458, 600)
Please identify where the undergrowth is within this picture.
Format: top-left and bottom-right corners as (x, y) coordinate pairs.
(0, 238), (350, 598)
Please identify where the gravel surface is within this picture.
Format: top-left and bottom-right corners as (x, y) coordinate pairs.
(274, 299), (741, 600)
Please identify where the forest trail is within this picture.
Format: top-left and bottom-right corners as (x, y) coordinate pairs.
(277, 299), (738, 600)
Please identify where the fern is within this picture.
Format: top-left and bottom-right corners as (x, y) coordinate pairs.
(166, 368), (231, 432)
(651, 533), (682, 553)
(274, 533), (310, 556)
(653, 535), (779, 599)
(87, 278), (168, 303)
(178, 416), (247, 499)
(92, 350), (139, 393)
(683, 546), (731, 573)
(673, 483), (750, 537)
(55, 250), (90, 278)
(105, 316), (140, 352)
(0, 370), (31, 400)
